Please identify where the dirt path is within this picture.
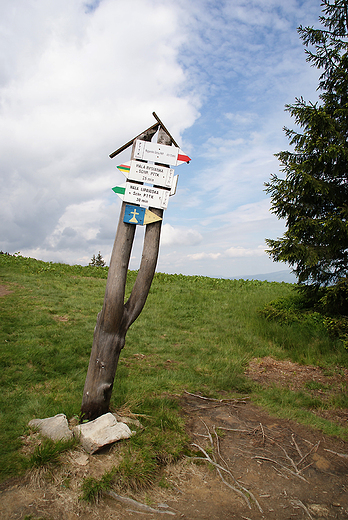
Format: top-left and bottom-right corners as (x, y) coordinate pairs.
(1, 394), (347, 520)
(177, 395), (348, 519)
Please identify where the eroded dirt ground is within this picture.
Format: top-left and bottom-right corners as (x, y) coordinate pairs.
(1, 358), (347, 520)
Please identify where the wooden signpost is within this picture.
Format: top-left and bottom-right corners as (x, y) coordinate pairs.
(80, 113), (190, 420)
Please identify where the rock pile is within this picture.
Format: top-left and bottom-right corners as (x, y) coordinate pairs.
(28, 412), (135, 453)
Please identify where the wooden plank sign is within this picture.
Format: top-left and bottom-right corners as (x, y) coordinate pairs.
(170, 174), (178, 196)
(123, 205), (162, 225)
(133, 139), (190, 166)
(117, 160), (174, 188)
(112, 183), (170, 209)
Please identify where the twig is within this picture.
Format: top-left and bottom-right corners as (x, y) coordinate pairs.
(191, 446), (232, 477)
(276, 443), (300, 474)
(291, 499), (314, 520)
(191, 444), (252, 508)
(259, 423), (265, 445)
(200, 418), (214, 456)
(105, 491), (176, 515)
(191, 442), (264, 512)
(212, 426), (224, 463)
(253, 456), (308, 482)
(272, 465), (289, 479)
(275, 439), (318, 477)
(291, 434), (303, 459)
(212, 426), (263, 513)
(300, 462), (314, 472)
(185, 390), (226, 401)
(324, 448), (348, 459)
(304, 439), (314, 446)
(212, 426), (240, 485)
(191, 403), (235, 410)
(298, 441), (320, 467)
(217, 424), (267, 438)
(184, 390), (248, 403)
(211, 462), (254, 508)
(216, 427), (254, 433)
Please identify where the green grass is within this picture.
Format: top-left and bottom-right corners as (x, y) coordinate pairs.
(27, 437), (78, 468)
(1, 253), (348, 485)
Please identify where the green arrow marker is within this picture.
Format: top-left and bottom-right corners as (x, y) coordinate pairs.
(112, 185), (126, 195)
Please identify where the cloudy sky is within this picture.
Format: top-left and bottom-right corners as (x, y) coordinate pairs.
(0, 0), (322, 280)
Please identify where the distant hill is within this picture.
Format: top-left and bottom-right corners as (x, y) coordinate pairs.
(234, 270), (297, 284)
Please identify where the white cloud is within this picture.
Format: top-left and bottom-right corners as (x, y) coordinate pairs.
(0, 0), (322, 282)
(0, 0), (198, 260)
(160, 223), (202, 247)
(230, 199), (272, 223)
(188, 252), (221, 260)
(186, 245), (265, 261)
(225, 112), (257, 125)
(47, 199), (106, 247)
(0, 0), (196, 159)
(225, 245), (265, 258)
(201, 137), (246, 158)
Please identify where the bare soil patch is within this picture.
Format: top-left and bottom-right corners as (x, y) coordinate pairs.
(246, 356), (348, 427)
(1, 356), (347, 519)
(0, 284), (13, 297)
(246, 356), (348, 394)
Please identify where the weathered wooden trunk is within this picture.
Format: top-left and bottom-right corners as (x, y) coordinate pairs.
(81, 127), (171, 420)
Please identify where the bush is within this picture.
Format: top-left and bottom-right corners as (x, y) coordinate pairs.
(323, 316), (348, 349)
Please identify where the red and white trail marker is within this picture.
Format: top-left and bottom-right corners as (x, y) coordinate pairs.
(133, 139), (190, 166)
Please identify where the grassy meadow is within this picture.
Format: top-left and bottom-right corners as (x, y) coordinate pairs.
(1, 253), (347, 486)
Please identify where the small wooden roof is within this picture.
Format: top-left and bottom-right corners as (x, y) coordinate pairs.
(109, 112), (179, 159)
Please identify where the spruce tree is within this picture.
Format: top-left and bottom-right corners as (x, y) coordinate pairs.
(265, 0), (348, 287)
(89, 252), (106, 267)
(95, 251), (106, 267)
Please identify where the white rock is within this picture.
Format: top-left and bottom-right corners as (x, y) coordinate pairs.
(74, 412), (133, 454)
(28, 413), (73, 441)
(72, 453), (89, 466)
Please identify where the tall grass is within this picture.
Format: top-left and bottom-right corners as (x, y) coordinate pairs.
(1, 254), (347, 483)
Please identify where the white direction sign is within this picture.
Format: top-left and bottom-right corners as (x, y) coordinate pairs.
(118, 160), (174, 188)
(113, 182), (170, 209)
(133, 139), (190, 166)
(125, 182), (169, 209)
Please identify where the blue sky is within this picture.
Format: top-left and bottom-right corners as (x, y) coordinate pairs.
(0, 0), (322, 280)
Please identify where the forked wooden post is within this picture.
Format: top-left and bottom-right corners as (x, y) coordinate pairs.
(80, 125), (172, 420)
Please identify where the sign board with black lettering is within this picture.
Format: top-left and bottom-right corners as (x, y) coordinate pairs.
(112, 183), (170, 209)
(117, 160), (174, 188)
(133, 140), (190, 166)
